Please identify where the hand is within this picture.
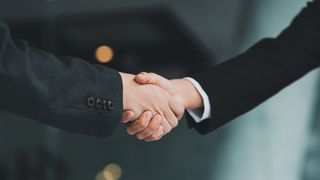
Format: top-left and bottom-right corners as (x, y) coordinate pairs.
(122, 72), (203, 142)
(124, 111), (164, 142)
(120, 72), (185, 140)
(135, 72), (203, 109)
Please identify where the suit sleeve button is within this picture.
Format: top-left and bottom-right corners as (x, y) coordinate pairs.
(96, 98), (103, 109)
(103, 100), (108, 110)
(108, 100), (114, 111)
(87, 96), (95, 108)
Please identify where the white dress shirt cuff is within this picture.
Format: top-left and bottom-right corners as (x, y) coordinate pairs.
(184, 77), (211, 123)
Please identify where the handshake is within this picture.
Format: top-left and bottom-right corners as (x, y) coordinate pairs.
(119, 72), (203, 142)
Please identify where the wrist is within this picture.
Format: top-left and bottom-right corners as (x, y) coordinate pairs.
(171, 79), (203, 109)
(119, 72), (135, 110)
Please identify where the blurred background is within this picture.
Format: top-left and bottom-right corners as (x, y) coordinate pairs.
(0, 0), (319, 179)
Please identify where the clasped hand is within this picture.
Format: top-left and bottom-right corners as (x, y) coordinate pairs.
(119, 72), (203, 142)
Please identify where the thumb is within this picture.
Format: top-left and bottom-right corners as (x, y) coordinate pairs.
(135, 72), (176, 95)
(134, 72), (155, 84)
(122, 111), (135, 123)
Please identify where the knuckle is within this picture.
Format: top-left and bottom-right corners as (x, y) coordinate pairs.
(149, 124), (157, 132)
(137, 134), (144, 140)
(170, 118), (178, 128)
(151, 134), (158, 140)
(155, 136), (162, 141)
(137, 120), (147, 129)
(166, 127), (172, 134)
(162, 127), (169, 134)
(146, 138), (154, 142)
(172, 122), (178, 128)
(139, 131), (149, 138)
(174, 119), (179, 127)
(171, 124), (177, 129)
(177, 113), (184, 121)
(127, 128), (134, 135)
(178, 107), (185, 118)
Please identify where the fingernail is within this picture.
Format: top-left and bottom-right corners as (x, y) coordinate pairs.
(146, 111), (152, 119)
(128, 112), (135, 120)
(156, 115), (161, 122)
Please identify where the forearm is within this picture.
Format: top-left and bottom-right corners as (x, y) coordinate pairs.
(0, 20), (123, 137)
(188, 1), (320, 133)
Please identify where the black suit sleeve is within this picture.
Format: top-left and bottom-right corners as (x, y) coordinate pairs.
(0, 20), (123, 138)
(188, 1), (320, 134)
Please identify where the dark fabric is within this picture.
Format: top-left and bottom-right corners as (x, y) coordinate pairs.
(0, 20), (123, 138)
(188, 1), (320, 134)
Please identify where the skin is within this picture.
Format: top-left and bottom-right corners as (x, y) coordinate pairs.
(120, 72), (185, 140)
(122, 72), (203, 142)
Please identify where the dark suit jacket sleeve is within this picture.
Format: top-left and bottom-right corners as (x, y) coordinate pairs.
(187, 1), (320, 134)
(0, 20), (123, 138)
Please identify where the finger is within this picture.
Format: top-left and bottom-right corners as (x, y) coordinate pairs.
(163, 104), (179, 129)
(121, 111), (135, 123)
(136, 115), (162, 140)
(144, 126), (164, 142)
(135, 73), (176, 95)
(158, 114), (172, 135)
(126, 111), (152, 135)
(168, 97), (185, 121)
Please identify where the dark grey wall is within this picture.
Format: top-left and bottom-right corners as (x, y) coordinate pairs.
(0, 0), (250, 61)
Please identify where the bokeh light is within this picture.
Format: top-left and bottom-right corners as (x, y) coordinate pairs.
(95, 45), (114, 63)
(96, 163), (122, 180)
